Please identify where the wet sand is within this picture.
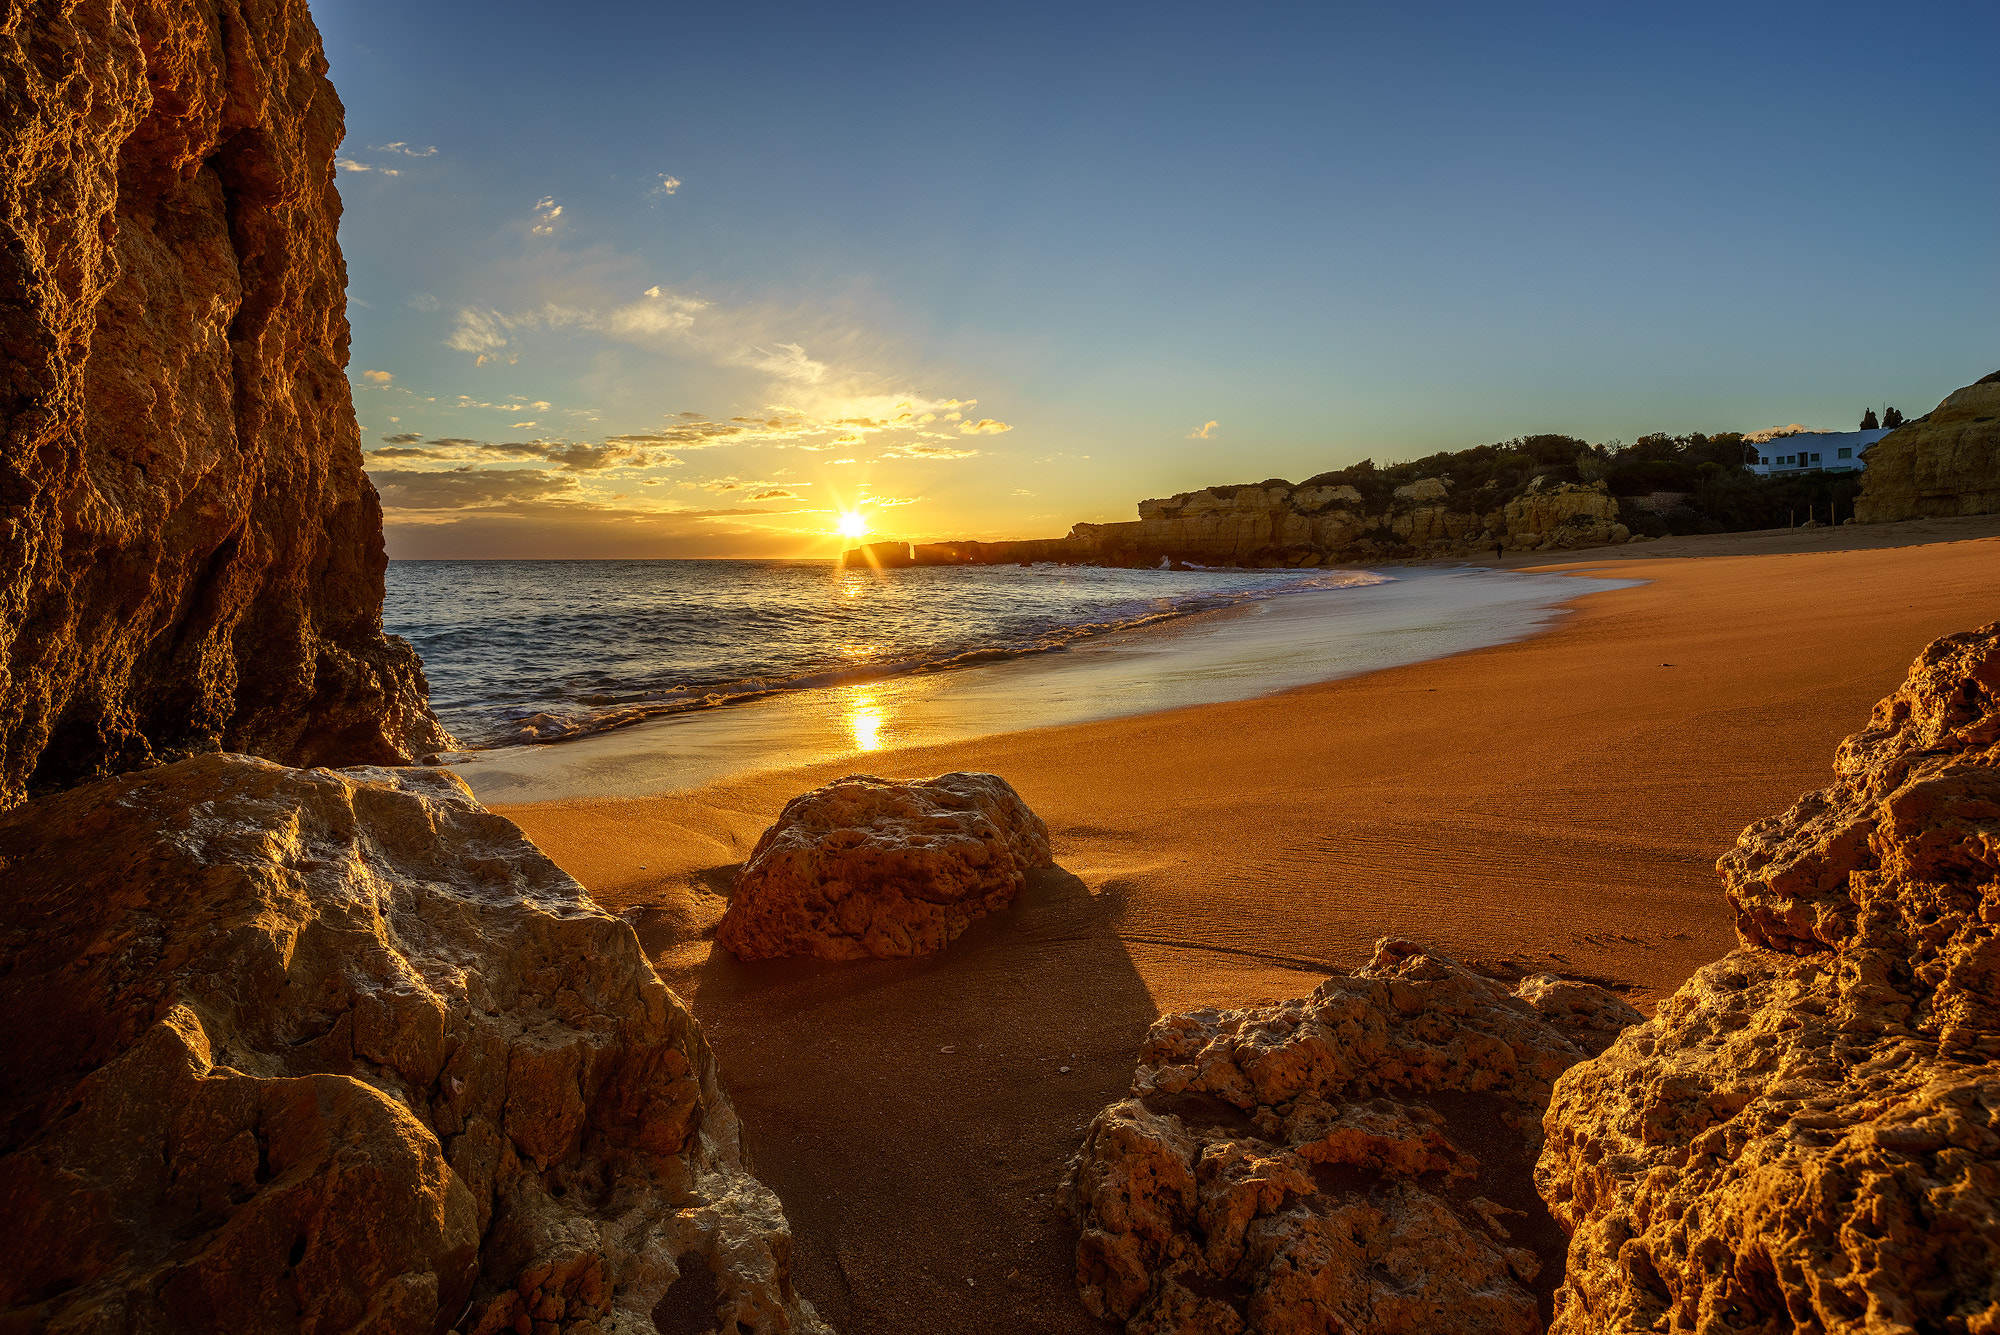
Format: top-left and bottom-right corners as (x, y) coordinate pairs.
(498, 518), (2000, 1334)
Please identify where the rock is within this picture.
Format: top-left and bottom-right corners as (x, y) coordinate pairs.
(1539, 623), (2000, 1334)
(1855, 372), (2000, 523)
(0, 0), (454, 808)
(0, 754), (829, 1335)
(716, 771), (1054, 961)
(1502, 482), (1622, 551)
(1064, 939), (1640, 1334)
(1392, 476), (1451, 503)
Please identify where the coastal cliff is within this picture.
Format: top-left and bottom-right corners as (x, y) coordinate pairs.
(850, 475), (1628, 570)
(0, 6), (828, 1332)
(1854, 370), (2000, 524)
(0, 0), (452, 809)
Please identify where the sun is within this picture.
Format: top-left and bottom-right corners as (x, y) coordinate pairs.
(836, 511), (868, 539)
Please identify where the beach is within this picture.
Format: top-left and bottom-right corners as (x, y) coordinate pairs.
(497, 516), (2000, 1334)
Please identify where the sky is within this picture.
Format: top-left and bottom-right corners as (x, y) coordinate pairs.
(317, 0), (1999, 559)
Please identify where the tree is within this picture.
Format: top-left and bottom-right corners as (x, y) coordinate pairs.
(1860, 408), (1880, 430)
(1883, 406), (1905, 429)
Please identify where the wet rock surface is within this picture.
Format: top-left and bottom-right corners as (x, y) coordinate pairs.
(1540, 623), (2000, 1333)
(0, 754), (828, 1335)
(0, 0), (452, 809)
(1063, 939), (1639, 1334)
(716, 771), (1054, 961)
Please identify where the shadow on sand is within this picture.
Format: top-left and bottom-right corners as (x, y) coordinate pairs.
(635, 864), (1152, 1335)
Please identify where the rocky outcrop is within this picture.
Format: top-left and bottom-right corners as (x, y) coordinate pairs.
(1539, 623), (2000, 1333)
(1854, 371), (2000, 523)
(1064, 940), (1640, 1334)
(716, 771), (1053, 961)
(0, 0), (453, 809)
(906, 476), (1631, 569)
(0, 753), (828, 1335)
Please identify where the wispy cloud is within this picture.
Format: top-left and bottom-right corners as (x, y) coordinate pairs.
(646, 174), (682, 200)
(957, 418), (1012, 435)
(531, 197), (563, 236)
(369, 434), (682, 473)
(372, 142), (438, 157)
(1188, 420), (1218, 439)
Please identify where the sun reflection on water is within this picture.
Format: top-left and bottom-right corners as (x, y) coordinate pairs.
(847, 690), (885, 751)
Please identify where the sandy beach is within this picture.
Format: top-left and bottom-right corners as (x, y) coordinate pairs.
(499, 515), (2000, 1334)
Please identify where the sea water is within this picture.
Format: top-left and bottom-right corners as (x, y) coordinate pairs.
(391, 562), (1645, 804)
(385, 559), (1390, 746)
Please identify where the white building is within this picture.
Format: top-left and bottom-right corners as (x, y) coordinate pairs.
(1745, 428), (1887, 476)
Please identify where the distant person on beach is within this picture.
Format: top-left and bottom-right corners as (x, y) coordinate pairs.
(1494, 541), (1504, 562)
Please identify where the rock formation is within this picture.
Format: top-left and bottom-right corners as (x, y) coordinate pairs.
(0, 753), (829, 1335)
(716, 771), (1054, 961)
(1854, 371), (2000, 523)
(892, 475), (1630, 570)
(1539, 623), (2000, 1333)
(0, 0), (453, 809)
(1063, 940), (1640, 1334)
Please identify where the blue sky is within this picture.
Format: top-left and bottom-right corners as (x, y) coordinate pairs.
(318, 0), (1999, 557)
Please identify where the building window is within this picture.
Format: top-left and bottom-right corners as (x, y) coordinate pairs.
(1838, 447), (1851, 459)
(1811, 453), (1820, 463)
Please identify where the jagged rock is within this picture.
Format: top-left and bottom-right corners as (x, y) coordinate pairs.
(0, 0), (453, 809)
(1855, 372), (2000, 523)
(1392, 476), (1450, 503)
(1064, 940), (1640, 1334)
(715, 771), (1054, 961)
(1502, 482), (1622, 551)
(1539, 623), (2000, 1334)
(0, 754), (828, 1335)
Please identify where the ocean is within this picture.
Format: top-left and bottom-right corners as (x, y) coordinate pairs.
(384, 559), (1389, 747)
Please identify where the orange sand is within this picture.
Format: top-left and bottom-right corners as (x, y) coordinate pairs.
(501, 521), (2000, 1333)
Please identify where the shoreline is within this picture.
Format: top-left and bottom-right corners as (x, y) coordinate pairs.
(452, 565), (1638, 805)
(494, 525), (2000, 1335)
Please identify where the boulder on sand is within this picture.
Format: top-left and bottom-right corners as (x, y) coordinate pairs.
(0, 753), (827, 1335)
(1062, 940), (1640, 1334)
(1539, 622), (2000, 1333)
(715, 772), (1054, 961)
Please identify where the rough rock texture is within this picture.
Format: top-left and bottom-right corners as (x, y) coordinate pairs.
(902, 476), (1631, 569)
(1855, 371), (2000, 524)
(1539, 623), (2000, 1334)
(716, 771), (1054, 961)
(0, 0), (453, 809)
(0, 753), (829, 1335)
(1064, 940), (1640, 1334)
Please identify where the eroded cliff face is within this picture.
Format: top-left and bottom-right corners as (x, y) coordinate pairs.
(1854, 371), (2000, 524)
(0, 0), (452, 808)
(0, 754), (829, 1335)
(1538, 624), (2000, 1333)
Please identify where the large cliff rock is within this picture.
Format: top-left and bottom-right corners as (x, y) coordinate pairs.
(1538, 623), (2000, 1333)
(1063, 940), (1640, 1334)
(1854, 371), (2000, 523)
(0, 0), (452, 809)
(716, 771), (1054, 961)
(0, 753), (829, 1335)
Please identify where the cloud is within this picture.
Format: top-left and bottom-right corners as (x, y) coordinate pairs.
(408, 292), (440, 312)
(646, 174), (682, 200)
(372, 142), (438, 157)
(749, 487), (800, 500)
(379, 432), (423, 444)
(367, 435), (681, 472)
(336, 158), (400, 176)
(1188, 420), (1219, 439)
(957, 418), (1012, 435)
(362, 369), (394, 384)
(368, 467), (577, 509)
(743, 342), (827, 384)
(531, 197), (563, 236)
(881, 442), (979, 460)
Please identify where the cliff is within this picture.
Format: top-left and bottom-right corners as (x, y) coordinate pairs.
(1854, 370), (2000, 523)
(851, 475), (1629, 570)
(0, 755), (829, 1334)
(0, 0), (452, 808)
(1538, 624), (2000, 1331)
